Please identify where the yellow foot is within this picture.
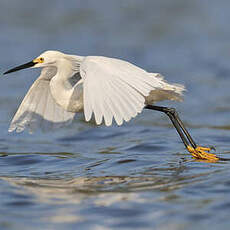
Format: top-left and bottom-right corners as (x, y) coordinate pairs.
(187, 145), (219, 162)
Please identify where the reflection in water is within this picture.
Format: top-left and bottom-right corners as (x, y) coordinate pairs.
(0, 160), (213, 205)
(1, 176), (144, 204)
(0, 161), (226, 228)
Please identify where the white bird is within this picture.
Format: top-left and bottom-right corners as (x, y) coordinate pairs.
(3, 50), (219, 161)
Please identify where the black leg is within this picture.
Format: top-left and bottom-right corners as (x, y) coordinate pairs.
(145, 105), (196, 149)
(163, 110), (190, 148)
(144, 104), (219, 161)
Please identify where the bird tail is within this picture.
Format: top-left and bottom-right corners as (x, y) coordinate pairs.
(145, 73), (185, 104)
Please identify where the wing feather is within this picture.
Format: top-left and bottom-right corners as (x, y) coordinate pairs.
(83, 78), (93, 122)
(81, 56), (160, 126)
(108, 78), (143, 123)
(9, 67), (75, 133)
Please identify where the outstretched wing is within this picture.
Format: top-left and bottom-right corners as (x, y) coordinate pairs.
(9, 67), (75, 133)
(81, 56), (162, 126)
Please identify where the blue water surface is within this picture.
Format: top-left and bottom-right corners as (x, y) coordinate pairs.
(1, 1), (230, 229)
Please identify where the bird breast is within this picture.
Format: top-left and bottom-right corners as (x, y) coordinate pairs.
(66, 81), (84, 113)
(49, 75), (84, 113)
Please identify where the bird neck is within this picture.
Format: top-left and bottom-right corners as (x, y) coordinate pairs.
(56, 55), (83, 82)
(50, 59), (76, 110)
(57, 58), (75, 81)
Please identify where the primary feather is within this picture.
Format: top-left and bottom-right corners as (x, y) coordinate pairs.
(80, 56), (161, 126)
(9, 67), (75, 133)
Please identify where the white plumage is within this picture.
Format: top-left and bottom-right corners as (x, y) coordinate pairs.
(4, 50), (185, 133)
(9, 67), (75, 133)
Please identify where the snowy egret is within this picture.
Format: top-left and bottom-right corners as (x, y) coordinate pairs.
(4, 50), (218, 161)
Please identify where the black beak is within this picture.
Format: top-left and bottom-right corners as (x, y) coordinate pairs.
(3, 61), (36, 75)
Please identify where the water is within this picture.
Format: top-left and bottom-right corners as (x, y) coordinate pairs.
(1, 0), (230, 229)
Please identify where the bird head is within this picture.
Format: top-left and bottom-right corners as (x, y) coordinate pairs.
(4, 50), (65, 75)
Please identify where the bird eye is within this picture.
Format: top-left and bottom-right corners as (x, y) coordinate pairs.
(39, 57), (44, 63)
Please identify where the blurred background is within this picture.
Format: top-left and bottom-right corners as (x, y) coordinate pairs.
(1, 0), (230, 229)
